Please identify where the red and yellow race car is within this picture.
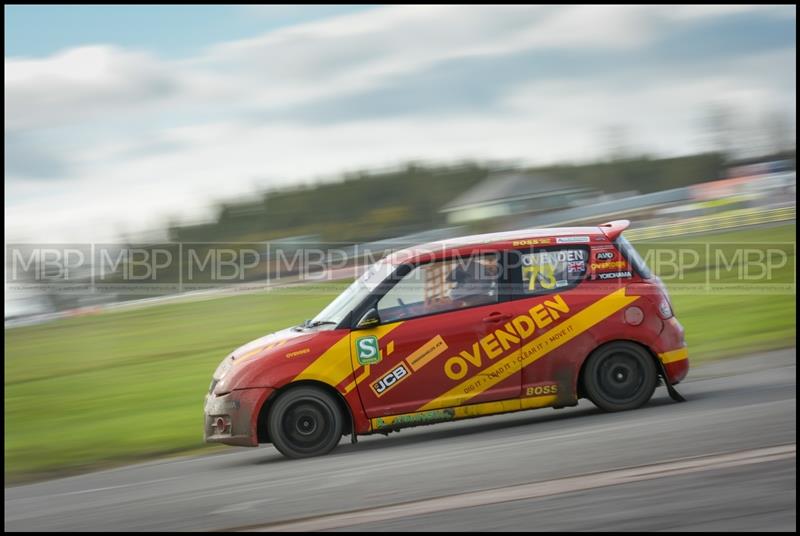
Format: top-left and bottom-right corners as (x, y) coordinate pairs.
(204, 221), (688, 458)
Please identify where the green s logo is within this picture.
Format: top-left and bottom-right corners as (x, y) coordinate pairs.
(356, 336), (381, 365)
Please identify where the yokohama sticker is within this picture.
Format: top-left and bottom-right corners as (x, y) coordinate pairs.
(597, 271), (632, 280)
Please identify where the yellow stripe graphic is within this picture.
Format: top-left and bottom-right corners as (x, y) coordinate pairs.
(406, 334), (448, 372)
(235, 346), (267, 365)
(298, 322), (404, 392)
(292, 334), (353, 387)
(349, 322), (404, 369)
(372, 396), (560, 430)
(659, 347), (689, 364)
(418, 288), (639, 411)
(344, 365), (370, 395)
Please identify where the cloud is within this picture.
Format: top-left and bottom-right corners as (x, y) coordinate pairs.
(4, 130), (71, 179)
(5, 45), (180, 131)
(3, 5), (796, 241)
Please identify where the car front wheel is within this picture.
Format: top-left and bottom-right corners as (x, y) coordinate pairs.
(267, 386), (344, 459)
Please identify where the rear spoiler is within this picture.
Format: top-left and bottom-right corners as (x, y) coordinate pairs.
(599, 220), (630, 241)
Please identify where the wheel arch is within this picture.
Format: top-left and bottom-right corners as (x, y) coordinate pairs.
(576, 338), (662, 399)
(256, 380), (354, 444)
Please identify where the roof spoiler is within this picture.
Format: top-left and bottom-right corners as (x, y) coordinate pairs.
(599, 220), (630, 241)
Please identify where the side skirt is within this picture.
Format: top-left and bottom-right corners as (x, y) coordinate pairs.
(365, 395), (575, 434)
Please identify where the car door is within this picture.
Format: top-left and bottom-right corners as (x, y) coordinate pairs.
(350, 252), (522, 418)
(505, 245), (596, 407)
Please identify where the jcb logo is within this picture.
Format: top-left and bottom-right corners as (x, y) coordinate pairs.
(526, 384), (558, 397)
(371, 364), (410, 397)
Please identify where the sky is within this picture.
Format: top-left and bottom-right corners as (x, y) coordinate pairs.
(4, 5), (797, 243)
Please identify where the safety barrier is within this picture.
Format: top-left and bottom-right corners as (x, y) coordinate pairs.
(626, 205), (796, 241)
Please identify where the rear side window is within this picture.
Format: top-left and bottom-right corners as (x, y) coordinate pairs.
(515, 247), (588, 297)
(614, 235), (652, 279)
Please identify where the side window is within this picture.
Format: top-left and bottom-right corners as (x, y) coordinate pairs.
(517, 247), (588, 296)
(377, 254), (500, 323)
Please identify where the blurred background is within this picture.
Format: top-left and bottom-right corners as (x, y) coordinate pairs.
(4, 4), (796, 515)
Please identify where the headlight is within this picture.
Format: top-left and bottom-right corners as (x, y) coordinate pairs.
(213, 357), (233, 379)
(213, 377), (232, 396)
(658, 299), (673, 319)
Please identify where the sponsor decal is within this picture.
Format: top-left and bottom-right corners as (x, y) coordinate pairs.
(418, 288), (640, 412)
(356, 335), (381, 365)
(555, 279), (568, 288)
(556, 236), (590, 243)
(374, 408), (455, 430)
(523, 250), (587, 265)
(443, 294), (570, 381)
(371, 364), (411, 397)
(406, 335), (448, 372)
(595, 251), (615, 260)
(512, 238), (552, 247)
(293, 332), (363, 388)
(285, 348), (310, 359)
(521, 249), (587, 292)
(525, 384), (558, 397)
(590, 260), (627, 270)
(597, 271), (632, 280)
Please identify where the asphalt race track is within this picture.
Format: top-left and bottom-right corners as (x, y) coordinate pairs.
(5, 349), (796, 532)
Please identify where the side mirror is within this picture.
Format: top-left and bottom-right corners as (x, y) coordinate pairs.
(356, 308), (381, 329)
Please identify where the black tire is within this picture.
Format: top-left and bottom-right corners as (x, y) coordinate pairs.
(582, 342), (657, 412)
(267, 386), (343, 459)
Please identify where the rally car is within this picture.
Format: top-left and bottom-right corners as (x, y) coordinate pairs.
(204, 220), (688, 458)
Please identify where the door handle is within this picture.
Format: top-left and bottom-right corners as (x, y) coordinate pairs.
(483, 312), (512, 323)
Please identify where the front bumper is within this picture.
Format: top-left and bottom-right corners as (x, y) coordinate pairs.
(204, 387), (274, 447)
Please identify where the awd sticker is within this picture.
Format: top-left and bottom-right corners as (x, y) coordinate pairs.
(371, 364), (411, 397)
(356, 336), (381, 365)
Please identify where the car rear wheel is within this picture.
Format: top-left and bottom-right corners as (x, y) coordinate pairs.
(582, 342), (657, 412)
(267, 386), (343, 459)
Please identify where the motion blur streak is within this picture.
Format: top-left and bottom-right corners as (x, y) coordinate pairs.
(241, 445), (795, 532)
(4, 349), (795, 532)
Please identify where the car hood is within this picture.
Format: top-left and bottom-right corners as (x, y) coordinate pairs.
(212, 326), (319, 381)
